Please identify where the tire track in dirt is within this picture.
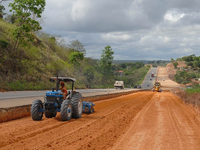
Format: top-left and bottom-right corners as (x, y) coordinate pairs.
(0, 92), (141, 148)
(76, 93), (155, 150)
(166, 93), (184, 149)
(3, 91), (200, 150)
(167, 93), (200, 149)
(109, 91), (200, 150)
(0, 92), (154, 150)
(109, 92), (159, 150)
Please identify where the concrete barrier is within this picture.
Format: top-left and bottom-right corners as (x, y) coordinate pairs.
(0, 90), (143, 123)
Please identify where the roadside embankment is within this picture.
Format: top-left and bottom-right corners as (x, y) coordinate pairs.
(172, 88), (200, 111)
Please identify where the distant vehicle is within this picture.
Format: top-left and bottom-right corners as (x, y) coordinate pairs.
(151, 73), (154, 77)
(114, 81), (124, 89)
(133, 85), (142, 89)
(150, 78), (152, 80)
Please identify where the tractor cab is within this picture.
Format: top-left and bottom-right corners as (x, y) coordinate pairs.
(47, 77), (76, 100)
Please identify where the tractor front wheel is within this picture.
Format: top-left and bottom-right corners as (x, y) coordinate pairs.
(31, 99), (43, 121)
(61, 100), (72, 121)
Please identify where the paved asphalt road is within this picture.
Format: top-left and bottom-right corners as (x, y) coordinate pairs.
(141, 67), (157, 89)
(0, 68), (157, 100)
(0, 68), (155, 107)
(0, 88), (137, 108)
(0, 89), (134, 100)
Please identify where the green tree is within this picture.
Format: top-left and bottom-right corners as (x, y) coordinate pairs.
(193, 56), (199, 61)
(68, 39), (86, 54)
(4, 14), (17, 24)
(100, 45), (114, 78)
(0, 0), (6, 19)
(120, 63), (126, 69)
(69, 51), (84, 67)
(186, 61), (194, 67)
(173, 61), (178, 69)
(182, 55), (194, 61)
(83, 66), (94, 82)
(176, 57), (183, 61)
(194, 61), (200, 68)
(171, 58), (174, 63)
(9, 0), (46, 51)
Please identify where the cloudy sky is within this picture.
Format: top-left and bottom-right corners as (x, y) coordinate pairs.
(3, 0), (200, 60)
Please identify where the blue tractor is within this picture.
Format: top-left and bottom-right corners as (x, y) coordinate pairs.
(31, 77), (95, 121)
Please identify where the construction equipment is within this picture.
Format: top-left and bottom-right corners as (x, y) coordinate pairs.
(83, 101), (94, 114)
(153, 82), (162, 92)
(31, 76), (95, 121)
(114, 81), (124, 89)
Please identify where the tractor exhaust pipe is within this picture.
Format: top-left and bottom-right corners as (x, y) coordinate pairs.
(56, 74), (59, 91)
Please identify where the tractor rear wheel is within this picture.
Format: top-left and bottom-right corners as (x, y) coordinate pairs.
(61, 100), (72, 121)
(31, 99), (43, 121)
(45, 112), (57, 118)
(71, 93), (83, 119)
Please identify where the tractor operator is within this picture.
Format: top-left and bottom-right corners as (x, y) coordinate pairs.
(60, 82), (67, 99)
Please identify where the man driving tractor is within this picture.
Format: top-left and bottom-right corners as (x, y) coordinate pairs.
(60, 82), (67, 99)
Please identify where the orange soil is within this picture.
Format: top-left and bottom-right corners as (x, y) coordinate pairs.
(1, 91), (200, 150)
(1, 65), (200, 150)
(156, 67), (180, 89)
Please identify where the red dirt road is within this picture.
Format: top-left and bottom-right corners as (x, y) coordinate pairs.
(1, 91), (200, 150)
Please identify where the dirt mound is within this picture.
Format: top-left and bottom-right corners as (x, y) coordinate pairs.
(166, 63), (176, 81)
(172, 88), (200, 108)
(166, 61), (186, 81)
(0, 89), (5, 92)
(0, 105), (31, 123)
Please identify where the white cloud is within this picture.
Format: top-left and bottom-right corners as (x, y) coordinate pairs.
(101, 33), (131, 42)
(158, 36), (170, 43)
(3, 0), (200, 60)
(164, 10), (185, 22)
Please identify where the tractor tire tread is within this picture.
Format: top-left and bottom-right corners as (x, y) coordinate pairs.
(71, 93), (83, 119)
(31, 99), (43, 121)
(61, 100), (72, 121)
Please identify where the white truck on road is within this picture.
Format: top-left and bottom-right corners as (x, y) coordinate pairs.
(114, 81), (124, 89)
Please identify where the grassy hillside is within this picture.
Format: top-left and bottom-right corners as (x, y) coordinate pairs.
(0, 19), (149, 91)
(0, 19), (77, 90)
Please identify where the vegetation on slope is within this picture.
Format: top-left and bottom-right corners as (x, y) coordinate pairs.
(171, 54), (200, 93)
(0, 19), (150, 90)
(0, 1), (150, 91)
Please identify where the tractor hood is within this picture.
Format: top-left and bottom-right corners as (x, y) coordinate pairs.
(46, 90), (63, 97)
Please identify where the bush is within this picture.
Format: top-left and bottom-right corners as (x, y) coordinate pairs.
(0, 39), (8, 49)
